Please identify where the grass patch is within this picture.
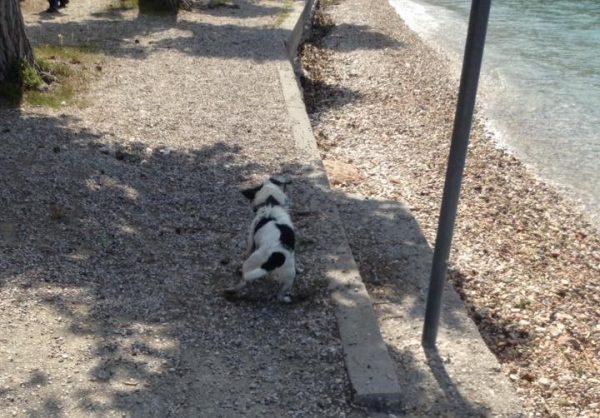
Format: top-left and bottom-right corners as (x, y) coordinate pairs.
(21, 60), (44, 90)
(274, 0), (293, 27)
(0, 60), (46, 106)
(24, 44), (102, 109)
(108, 0), (139, 11)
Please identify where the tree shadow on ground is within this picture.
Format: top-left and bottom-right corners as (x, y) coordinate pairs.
(300, 76), (363, 118)
(195, 0), (283, 18)
(23, 0), (402, 63)
(318, 23), (404, 52)
(0, 109), (355, 416)
(450, 269), (532, 363)
(332, 192), (525, 416)
(0, 2), (518, 415)
(0, 108), (516, 416)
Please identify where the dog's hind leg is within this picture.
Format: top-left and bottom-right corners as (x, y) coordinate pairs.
(275, 264), (296, 304)
(224, 250), (266, 296)
(245, 227), (255, 258)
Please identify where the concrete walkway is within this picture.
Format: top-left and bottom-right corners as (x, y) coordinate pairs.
(2, 1), (370, 416)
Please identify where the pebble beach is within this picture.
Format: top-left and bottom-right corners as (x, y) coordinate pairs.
(300, 0), (600, 416)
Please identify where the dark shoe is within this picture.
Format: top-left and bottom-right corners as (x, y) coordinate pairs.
(45, 7), (59, 13)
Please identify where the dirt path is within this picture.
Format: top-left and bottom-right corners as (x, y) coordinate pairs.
(1, 2), (363, 416)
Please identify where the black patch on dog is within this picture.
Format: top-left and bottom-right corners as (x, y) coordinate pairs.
(269, 177), (291, 190)
(265, 196), (281, 207)
(269, 177), (284, 186)
(276, 224), (295, 250)
(253, 196), (283, 212)
(261, 252), (286, 271)
(254, 216), (274, 234)
(241, 185), (262, 201)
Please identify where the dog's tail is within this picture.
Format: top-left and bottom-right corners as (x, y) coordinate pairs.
(243, 268), (268, 281)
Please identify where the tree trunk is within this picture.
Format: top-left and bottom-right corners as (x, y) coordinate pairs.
(0, 0), (34, 83)
(139, 0), (180, 13)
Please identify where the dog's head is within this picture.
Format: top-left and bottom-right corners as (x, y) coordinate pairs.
(241, 177), (291, 211)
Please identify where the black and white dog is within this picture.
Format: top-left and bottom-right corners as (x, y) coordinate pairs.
(224, 177), (296, 303)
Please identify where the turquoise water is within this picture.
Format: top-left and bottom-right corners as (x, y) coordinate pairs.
(389, 0), (600, 228)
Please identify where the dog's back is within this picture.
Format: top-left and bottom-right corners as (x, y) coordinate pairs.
(251, 206), (294, 252)
(224, 178), (297, 303)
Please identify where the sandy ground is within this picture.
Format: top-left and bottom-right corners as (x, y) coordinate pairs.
(300, 0), (600, 417)
(0, 1), (369, 417)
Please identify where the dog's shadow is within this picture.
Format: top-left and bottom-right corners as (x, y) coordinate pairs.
(220, 267), (317, 305)
(221, 289), (315, 306)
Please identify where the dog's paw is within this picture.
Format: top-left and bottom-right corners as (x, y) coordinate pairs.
(278, 294), (293, 304)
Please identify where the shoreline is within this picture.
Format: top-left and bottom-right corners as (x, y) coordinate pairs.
(389, 0), (600, 233)
(300, 0), (600, 416)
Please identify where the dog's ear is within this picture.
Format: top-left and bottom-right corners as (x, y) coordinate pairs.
(240, 185), (262, 201)
(269, 177), (291, 187)
(269, 177), (291, 191)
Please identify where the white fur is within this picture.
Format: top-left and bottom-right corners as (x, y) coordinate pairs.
(225, 179), (296, 303)
(252, 183), (289, 211)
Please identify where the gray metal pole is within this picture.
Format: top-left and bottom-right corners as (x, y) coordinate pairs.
(422, 0), (492, 349)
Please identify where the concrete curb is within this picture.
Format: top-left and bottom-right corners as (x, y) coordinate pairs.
(278, 0), (402, 409)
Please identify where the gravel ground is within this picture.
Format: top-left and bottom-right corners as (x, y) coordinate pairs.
(300, 1), (600, 417)
(0, 1), (367, 417)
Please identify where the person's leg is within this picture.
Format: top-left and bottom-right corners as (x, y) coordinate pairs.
(47, 0), (60, 11)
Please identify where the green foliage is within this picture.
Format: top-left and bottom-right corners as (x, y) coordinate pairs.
(20, 60), (43, 90)
(27, 84), (76, 109)
(0, 44), (100, 109)
(25, 44), (102, 109)
(275, 0), (293, 27)
(35, 44), (96, 63)
(109, 0), (139, 11)
(0, 59), (44, 106)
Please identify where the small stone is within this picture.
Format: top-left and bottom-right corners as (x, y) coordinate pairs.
(549, 323), (564, 337)
(538, 377), (551, 387)
(520, 372), (535, 382)
(99, 145), (112, 155)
